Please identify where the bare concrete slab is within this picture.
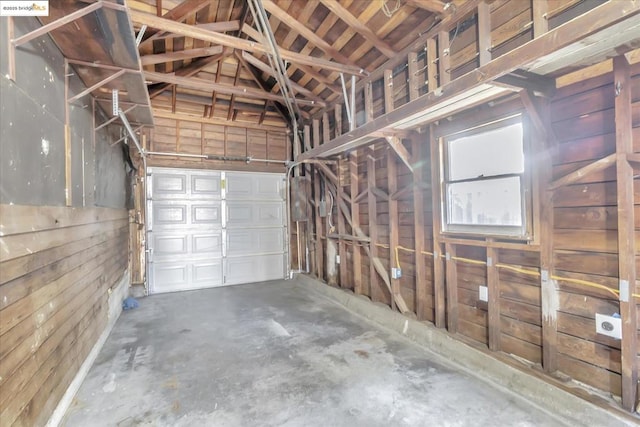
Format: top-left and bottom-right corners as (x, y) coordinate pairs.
(65, 279), (585, 426)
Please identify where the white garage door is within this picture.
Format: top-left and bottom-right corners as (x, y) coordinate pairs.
(147, 168), (287, 294)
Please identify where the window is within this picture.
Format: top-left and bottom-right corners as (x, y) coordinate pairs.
(443, 116), (530, 238)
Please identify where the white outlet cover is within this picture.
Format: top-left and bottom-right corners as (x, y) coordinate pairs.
(336, 255), (340, 264)
(595, 314), (622, 340)
(478, 285), (488, 302)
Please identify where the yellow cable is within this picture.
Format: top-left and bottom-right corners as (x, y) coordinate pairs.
(495, 263), (541, 277)
(550, 274), (620, 299)
(451, 256), (486, 266)
(334, 237), (640, 300)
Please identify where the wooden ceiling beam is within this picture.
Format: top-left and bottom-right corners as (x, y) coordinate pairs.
(261, 0), (358, 67)
(405, 0), (449, 15)
(240, 51), (326, 106)
(144, 21), (241, 42)
(144, 70), (318, 106)
(148, 51), (229, 99)
(319, 0), (396, 58)
(141, 45), (223, 65)
(235, 51), (290, 123)
(139, 0), (211, 45)
(130, 9), (365, 76)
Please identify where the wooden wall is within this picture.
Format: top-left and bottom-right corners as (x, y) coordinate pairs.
(145, 114), (289, 173)
(0, 205), (129, 426)
(306, 56), (640, 415)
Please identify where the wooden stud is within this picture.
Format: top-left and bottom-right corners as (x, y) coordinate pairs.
(384, 69), (394, 114)
(412, 135), (428, 321)
(349, 151), (362, 295)
(337, 158), (348, 288)
(536, 96), (558, 374)
(477, 1), (492, 66)
(367, 151), (383, 303)
(487, 244), (500, 351)
(445, 242), (458, 333)
(438, 30), (450, 86)
(335, 104), (342, 137)
(408, 52), (419, 101)
(430, 128), (446, 328)
(322, 113), (330, 144)
(313, 120), (324, 279)
(426, 38), (438, 92)
(387, 147), (399, 311)
(533, 0), (549, 37)
(613, 54), (638, 412)
(7, 17), (15, 81)
(364, 82), (374, 123)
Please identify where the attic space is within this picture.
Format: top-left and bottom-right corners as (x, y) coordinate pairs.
(1, 1), (639, 426)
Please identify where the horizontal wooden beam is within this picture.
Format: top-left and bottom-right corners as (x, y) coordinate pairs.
(298, 1), (640, 160)
(143, 21), (241, 43)
(141, 46), (223, 65)
(549, 153), (617, 190)
(130, 9), (365, 76)
(144, 71), (317, 106)
(405, 0), (448, 14)
(152, 110), (288, 132)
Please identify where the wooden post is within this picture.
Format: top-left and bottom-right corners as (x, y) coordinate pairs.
(445, 242), (458, 333)
(613, 54), (638, 412)
(64, 59), (72, 207)
(430, 127), (446, 328)
(384, 69), (394, 114)
(313, 119), (324, 279)
(337, 158), (348, 288)
(426, 38), (438, 92)
(408, 52), (419, 101)
(350, 151), (362, 295)
(438, 30), (450, 86)
(364, 82), (374, 123)
(388, 146), (400, 311)
(487, 244), (501, 351)
(477, 1), (492, 66)
(335, 104), (343, 137)
(412, 135), (428, 320)
(533, 0), (549, 38)
(368, 150), (383, 303)
(536, 95), (558, 373)
(7, 17), (16, 81)
(322, 112), (330, 144)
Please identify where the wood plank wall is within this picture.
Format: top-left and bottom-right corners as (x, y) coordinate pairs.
(305, 0), (639, 411)
(146, 115), (288, 173)
(0, 205), (129, 426)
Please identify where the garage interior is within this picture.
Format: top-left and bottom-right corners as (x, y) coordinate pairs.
(1, 0), (640, 425)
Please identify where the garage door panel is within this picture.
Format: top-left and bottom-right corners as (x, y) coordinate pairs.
(193, 260), (223, 285)
(225, 254), (285, 285)
(193, 234), (222, 255)
(226, 228), (283, 255)
(154, 235), (188, 256)
(226, 201), (284, 228)
(226, 172), (283, 200)
(152, 173), (187, 199)
(191, 174), (221, 197)
(153, 264), (188, 292)
(154, 204), (187, 226)
(192, 204), (221, 225)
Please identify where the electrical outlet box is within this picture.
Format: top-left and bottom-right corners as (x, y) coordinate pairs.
(391, 268), (402, 279)
(336, 255), (340, 264)
(318, 198), (327, 217)
(478, 285), (488, 302)
(595, 314), (622, 339)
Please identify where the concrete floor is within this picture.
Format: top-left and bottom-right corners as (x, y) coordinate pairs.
(64, 280), (568, 427)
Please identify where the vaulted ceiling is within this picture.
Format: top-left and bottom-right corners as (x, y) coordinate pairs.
(128, 0), (447, 127)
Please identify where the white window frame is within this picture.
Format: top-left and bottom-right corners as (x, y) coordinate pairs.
(441, 114), (532, 239)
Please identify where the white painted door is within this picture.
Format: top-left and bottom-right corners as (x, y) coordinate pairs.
(147, 168), (287, 294)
